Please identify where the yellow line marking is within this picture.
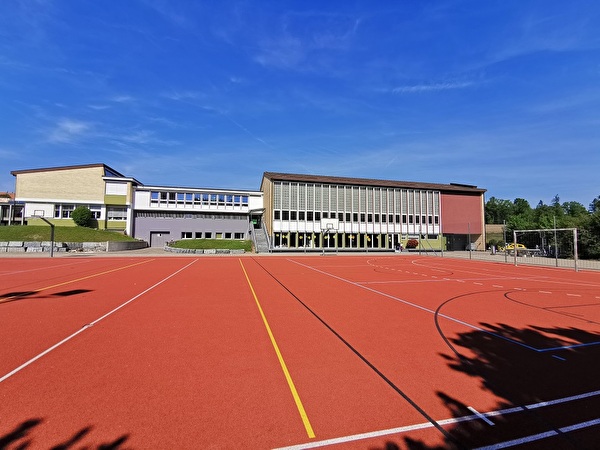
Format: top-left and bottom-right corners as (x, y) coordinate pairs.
(239, 259), (316, 439)
(0, 259), (155, 304)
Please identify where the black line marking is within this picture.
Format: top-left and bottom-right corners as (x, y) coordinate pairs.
(251, 257), (467, 450)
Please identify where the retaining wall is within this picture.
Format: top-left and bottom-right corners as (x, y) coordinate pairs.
(0, 241), (147, 253)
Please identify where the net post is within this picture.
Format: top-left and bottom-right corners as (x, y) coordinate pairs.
(574, 228), (578, 272)
(513, 230), (518, 267)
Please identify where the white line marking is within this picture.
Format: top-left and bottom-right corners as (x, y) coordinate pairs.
(492, 285), (504, 288)
(539, 291), (552, 294)
(567, 293), (581, 297)
(552, 355), (566, 361)
(474, 418), (600, 449)
(474, 282), (483, 286)
(467, 406), (495, 425)
(0, 259), (197, 384)
(275, 389), (600, 449)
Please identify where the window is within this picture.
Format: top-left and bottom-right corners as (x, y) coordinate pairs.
(353, 213), (358, 222)
(299, 211), (305, 220)
(181, 232), (192, 239)
(282, 211), (289, 220)
(195, 232), (203, 238)
(307, 211), (313, 221)
(107, 207), (127, 221)
(345, 213), (351, 222)
(89, 205), (101, 219)
(234, 233), (244, 239)
(274, 210), (281, 220)
(205, 232), (212, 238)
(105, 182), (127, 195)
(225, 232), (232, 239)
(216, 232), (223, 239)
(61, 205), (75, 218)
(290, 211), (297, 220)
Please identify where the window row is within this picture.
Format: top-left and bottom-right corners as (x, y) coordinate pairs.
(180, 232), (245, 239)
(273, 182), (439, 215)
(136, 212), (247, 220)
(150, 191), (249, 207)
(54, 204), (125, 221)
(273, 210), (439, 225)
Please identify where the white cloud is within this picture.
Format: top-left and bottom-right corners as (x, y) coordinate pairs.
(47, 119), (92, 143)
(391, 81), (474, 94)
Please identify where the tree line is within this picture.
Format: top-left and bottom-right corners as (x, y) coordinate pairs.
(486, 194), (600, 260)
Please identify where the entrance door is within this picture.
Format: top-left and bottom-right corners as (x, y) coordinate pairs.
(150, 231), (170, 247)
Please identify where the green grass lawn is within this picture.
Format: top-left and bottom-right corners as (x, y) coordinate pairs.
(170, 239), (252, 251)
(0, 226), (137, 242)
(0, 226), (253, 250)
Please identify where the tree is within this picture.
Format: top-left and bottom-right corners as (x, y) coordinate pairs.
(71, 206), (93, 227)
(589, 195), (600, 213)
(485, 197), (513, 224)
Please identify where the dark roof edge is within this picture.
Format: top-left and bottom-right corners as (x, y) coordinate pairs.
(262, 172), (486, 194)
(11, 163), (126, 178)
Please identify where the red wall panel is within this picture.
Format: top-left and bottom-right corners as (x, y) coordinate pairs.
(441, 193), (484, 234)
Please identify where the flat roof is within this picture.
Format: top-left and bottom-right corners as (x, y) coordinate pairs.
(11, 163), (126, 178)
(262, 172), (486, 194)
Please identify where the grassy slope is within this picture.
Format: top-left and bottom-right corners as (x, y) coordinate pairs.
(170, 239), (252, 251)
(0, 226), (136, 242)
(0, 226), (252, 250)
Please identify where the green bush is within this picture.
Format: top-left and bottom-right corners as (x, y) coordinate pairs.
(71, 206), (93, 227)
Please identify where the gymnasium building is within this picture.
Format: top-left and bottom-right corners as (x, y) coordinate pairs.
(9, 164), (486, 252)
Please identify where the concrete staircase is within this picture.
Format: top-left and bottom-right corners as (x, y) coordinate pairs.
(253, 225), (270, 253)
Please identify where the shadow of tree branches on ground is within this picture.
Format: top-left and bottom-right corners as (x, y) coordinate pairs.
(0, 418), (129, 450)
(376, 324), (600, 449)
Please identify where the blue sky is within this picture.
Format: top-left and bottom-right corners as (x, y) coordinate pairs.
(1, 1), (599, 207)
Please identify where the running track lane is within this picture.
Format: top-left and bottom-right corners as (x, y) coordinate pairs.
(0, 258), (189, 376)
(1, 257), (390, 449)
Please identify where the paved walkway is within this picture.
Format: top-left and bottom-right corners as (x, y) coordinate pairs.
(1, 247), (598, 271)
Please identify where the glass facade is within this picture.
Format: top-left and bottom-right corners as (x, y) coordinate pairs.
(270, 181), (441, 250)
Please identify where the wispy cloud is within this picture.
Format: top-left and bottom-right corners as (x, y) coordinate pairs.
(391, 81), (474, 94)
(47, 119), (92, 143)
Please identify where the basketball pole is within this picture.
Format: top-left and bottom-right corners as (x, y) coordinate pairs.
(33, 215), (55, 257)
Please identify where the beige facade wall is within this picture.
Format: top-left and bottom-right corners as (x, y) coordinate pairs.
(16, 166), (105, 201)
(261, 178), (273, 234)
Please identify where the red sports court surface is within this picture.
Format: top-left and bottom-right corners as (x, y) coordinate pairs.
(1, 255), (599, 449)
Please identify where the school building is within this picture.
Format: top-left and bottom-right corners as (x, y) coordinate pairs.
(9, 164), (486, 252)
